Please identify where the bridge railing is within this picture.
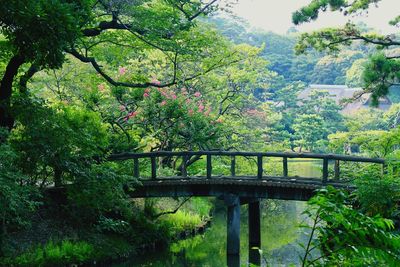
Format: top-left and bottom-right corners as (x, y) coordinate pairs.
(108, 151), (385, 184)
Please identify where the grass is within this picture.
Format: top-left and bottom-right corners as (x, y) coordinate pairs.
(161, 210), (203, 235)
(1, 240), (94, 267)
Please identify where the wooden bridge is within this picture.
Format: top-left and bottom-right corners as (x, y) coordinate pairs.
(109, 151), (384, 266)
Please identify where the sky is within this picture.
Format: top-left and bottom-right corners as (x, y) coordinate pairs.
(227, 0), (400, 34)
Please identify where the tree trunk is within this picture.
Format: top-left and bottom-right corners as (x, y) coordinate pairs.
(0, 54), (25, 130)
(54, 167), (63, 187)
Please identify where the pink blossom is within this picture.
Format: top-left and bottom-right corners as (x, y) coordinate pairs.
(216, 118), (223, 123)
(185, 99), (191, 104)
(181, 87), (188, 95)
(160, 100), (167, 106)
(97, 84), (105, 91)
(194, 91), (201, 97)
(143, 93), (150, 97)
(151, 78), (161, 85)
(204, 107), (211, 116)
(188, 109), (194, 116)
(246, 109), (266, 118)
(171, 94), (177, 100)
(125, 111), (138, 121)
(119, 105), (126, 111)
(119, 67), (127, 75)
(145, 88), (151, 93)
(130, 111), (138, 117)
(198, 104), (205, 112)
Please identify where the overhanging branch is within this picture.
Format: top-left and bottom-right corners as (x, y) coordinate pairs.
(68, 48), (241, 89)
(151, 197), (192, 219)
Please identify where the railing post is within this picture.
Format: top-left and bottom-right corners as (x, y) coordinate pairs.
(207, 154), (212, 179)
(283, 157), (288, 177)
(151, 156), (157, 180)
(182, 155), (188, 178)
(334, 160), (340, 180)
(322, 158), (328, 184)
(231, 155), (236, 177)
(133, 158), (139, 179)
(382, 163), (388, 175)
(257, 155), (263, 179)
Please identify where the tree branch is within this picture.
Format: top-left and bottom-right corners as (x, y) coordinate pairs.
(67, 48), (175, 88)
(19, 64), (40, 93)
(189, 0), (219, 21)
(152, 197), (192, 219)
(68, 48), (241, 89)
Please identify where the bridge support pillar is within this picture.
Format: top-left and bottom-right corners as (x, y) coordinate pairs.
(225, 194), (241, 264)
(248, 200), (261, 266)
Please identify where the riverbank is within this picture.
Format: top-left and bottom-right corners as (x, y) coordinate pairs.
(0, 197), (213, 267)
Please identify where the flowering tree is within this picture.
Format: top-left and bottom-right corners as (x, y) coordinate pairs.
(120, 85), (224, 152)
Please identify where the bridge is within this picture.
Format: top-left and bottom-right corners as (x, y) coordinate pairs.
(109, 151), (385, 266)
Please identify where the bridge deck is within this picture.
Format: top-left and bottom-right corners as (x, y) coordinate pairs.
(128, 176), (353, 201)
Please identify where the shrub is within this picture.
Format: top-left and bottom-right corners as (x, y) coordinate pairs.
(1, 240), (94, 267)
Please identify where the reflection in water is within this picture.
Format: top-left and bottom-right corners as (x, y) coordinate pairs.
(114, 201), (308, 267)
(113, 161), (319, 267)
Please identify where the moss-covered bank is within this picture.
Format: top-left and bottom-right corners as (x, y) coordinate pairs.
(0, 197), (213, 267)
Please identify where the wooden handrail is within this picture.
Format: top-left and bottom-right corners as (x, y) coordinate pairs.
(108, 151), (385, 164)
(109, 151), (385, 182)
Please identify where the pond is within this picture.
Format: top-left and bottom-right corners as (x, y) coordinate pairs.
(112, 159), (321, 267)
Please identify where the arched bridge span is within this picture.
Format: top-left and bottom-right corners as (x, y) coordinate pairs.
(109, 151), (385, 200)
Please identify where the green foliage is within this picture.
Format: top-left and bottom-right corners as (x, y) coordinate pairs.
(293, 114), (325, 152)
(0, 128), (41, 256)
(186, 198), (212, 219)
(312, 51), (363, 84)
(356, 172), (400, 219)
(129, 86), (224, 151)
(95, 216), (130, 235)
(1, 240), (94, 267)
(293, 0), (400, 102)
(160, 210), (202, 235)
(293, 0), (383, 25)
(346, 58), (368, 87)
(0, 0), (93, 67)
(363, 53), (400, 105)
(9, 96), (108, 186)
(292, 0), (347, 25)
(329, 126), (400, 157)
(67, 163), (133, 225)
(301, 186), (400, 266)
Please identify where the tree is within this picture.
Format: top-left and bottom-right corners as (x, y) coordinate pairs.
(10, 97), (109, 186)
(293, 114), (326, 152)
(0, 0), (223, 130)
(293, 1), (400, 105)
(311, 50), (363, 84)
(346, 58), (368, 87)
